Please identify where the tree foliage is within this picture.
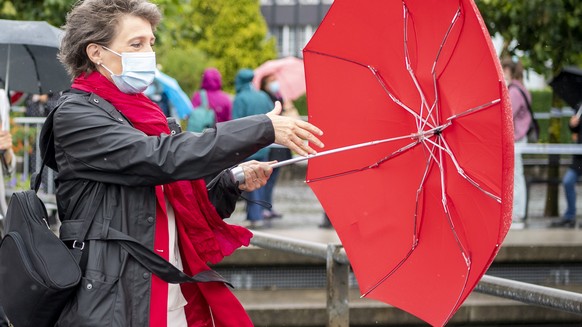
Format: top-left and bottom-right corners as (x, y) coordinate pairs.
(189, 0), (277, 93)
(1, 0), (276, 96)
(0, 0), (74, 27)
(477, 0), (582, 76)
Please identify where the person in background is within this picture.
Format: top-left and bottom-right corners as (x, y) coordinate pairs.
(259, 73), (298, 219)
(145, 78), (171, 116)
(502, 57), (531, 229)
(192, 67), (232, 123)
(25, 92), (60, 117)
(50, 0), (324, 326)
(552, 103), (582, 228)
(234, 69), (275, 229)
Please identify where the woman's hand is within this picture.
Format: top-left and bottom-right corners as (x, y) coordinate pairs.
(266, 101), (324, 157)
(0, 131), (12, 151)
(570, 115), (580, 129)
(0, 131), (13, 166)
(237, 160), (276, 191)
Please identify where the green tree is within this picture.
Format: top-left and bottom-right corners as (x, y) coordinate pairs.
(0, 0), (74, 26)
(477, 0), (582, 217)
(190, 0), (277, 93)
(477, 0), (582, 76)
(1, 0), (276, 96)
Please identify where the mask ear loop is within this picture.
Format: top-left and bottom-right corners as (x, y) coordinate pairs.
(97, 46), (121, 76)
(101, 45), (122, 57)
(98, 61), (116, 76)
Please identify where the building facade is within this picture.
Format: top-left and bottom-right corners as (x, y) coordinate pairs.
(260, 0), (333, 58)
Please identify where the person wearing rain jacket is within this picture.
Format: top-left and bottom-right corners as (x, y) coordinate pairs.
(233, 69), (275, 228)
(42, 0), (324, 326)
(191, 67), (233, 123)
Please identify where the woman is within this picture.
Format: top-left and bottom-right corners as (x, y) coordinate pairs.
(259, 74), (297, 219)
(233, 69), (274, 228)
(50, 0), (323, 326)
(502, 58), (531, 229)
(191, 67), (232, 123)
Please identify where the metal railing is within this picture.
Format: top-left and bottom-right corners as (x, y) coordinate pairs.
(250, 230), (582, 326)
(10, 116), (55, 197)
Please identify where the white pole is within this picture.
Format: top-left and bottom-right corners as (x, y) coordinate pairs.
(1, 44), (10, 131)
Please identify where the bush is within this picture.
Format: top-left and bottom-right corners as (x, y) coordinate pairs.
(292, 94), (308, 117)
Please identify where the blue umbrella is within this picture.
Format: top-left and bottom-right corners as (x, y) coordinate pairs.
(154, 70), (193, 119)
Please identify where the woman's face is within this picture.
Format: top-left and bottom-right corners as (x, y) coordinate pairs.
(503, 67), (513, 85)
(96, 15), (156, 79)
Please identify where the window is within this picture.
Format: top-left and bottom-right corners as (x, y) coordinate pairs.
(299, 0), (320, 4)
(275, 0), (297, 5)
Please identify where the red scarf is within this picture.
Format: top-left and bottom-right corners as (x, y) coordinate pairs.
(72, 72), (253, 327)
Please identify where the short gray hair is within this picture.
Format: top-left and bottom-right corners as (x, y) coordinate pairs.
(59, 0), (161, 79)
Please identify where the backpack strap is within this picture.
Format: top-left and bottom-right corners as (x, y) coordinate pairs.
(199, 89), (209, 109)
(509, 83), (539, 136)
(34, 103), (105, 263)
(59, 220), (229, 285)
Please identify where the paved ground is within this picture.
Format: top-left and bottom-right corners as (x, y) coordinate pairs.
(227, 167), (580, 231)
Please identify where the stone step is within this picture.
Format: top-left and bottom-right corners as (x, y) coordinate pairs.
(234, 288), (582, 326)
(215, 229), (582, 267)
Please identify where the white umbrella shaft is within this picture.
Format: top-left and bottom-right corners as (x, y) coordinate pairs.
(231, 134), (413, 184)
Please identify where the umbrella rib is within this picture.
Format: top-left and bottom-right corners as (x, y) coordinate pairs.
(447, 98), (501, 121)
(431, 5), (462, 76)
(303, 49), (430, 128)
(424, 136), (501, 203)
(368, 66), (433, 128)
(361, 247), (416, 298)
(360, 136), (434, 296)
(425, 137), (474, 321)
(306, 139), (421, 184)
(23, 45), (42, 93)
(403, 3), (438, 131)
(429, 4), (462, 135)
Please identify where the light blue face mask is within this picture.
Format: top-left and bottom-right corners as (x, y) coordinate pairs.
(100, 46), (156, 94)
(268, 81), (280, 95)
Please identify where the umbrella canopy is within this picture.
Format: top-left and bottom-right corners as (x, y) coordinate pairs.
(252, 56), (306, 101)
(549, 66), (582, 110)
(303, 0), (513, 325)
(0, 19), (70, 94)
(153, 70), (193, 120)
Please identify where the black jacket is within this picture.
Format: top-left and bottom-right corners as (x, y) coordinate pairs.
(44, 90), (274, 326)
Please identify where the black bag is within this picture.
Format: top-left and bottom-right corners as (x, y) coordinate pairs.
(0, 189), (81, 327)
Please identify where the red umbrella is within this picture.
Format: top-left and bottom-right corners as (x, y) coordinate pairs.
(303, 0), (513, 325)
(252, 56), (306, 101)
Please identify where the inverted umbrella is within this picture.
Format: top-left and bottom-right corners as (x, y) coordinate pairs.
(0, 19), (70, 94)
(252, 56), (306, 101)
(549, 66), (582, 113)
(303, 0), (513, 325)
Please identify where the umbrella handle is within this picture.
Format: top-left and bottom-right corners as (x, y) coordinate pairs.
(230, 156), (310, 184)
